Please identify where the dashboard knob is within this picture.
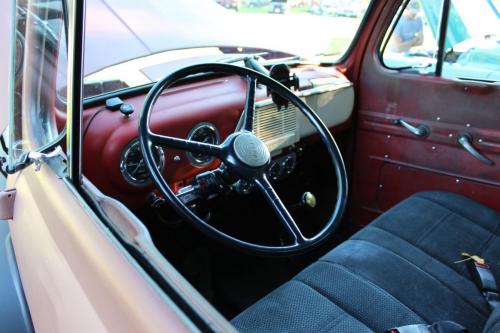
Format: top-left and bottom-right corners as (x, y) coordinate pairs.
(120, 103), (134, 117)
(235, 180), (253, 195)
(268, 162), (281, 180)
(282, 156), (296, 175)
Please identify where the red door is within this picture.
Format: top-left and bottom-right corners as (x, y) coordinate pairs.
(350, 0), (500, 227)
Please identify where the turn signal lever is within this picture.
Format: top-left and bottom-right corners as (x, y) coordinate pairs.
(146, 192), (166, 208)
(176, 168), (232, 206)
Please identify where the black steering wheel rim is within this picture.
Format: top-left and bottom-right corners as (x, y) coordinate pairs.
(139, 63), (348, 255)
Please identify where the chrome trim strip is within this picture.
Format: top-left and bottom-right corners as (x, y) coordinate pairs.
(255, 82), (353, 108)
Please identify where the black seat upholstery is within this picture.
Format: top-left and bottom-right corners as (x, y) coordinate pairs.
(232, 192), (500, 333)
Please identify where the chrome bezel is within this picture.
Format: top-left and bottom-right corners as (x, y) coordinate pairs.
(186, 122), (220, 167)
(120, 139), (165, 186)
(282, 155), (296, 175)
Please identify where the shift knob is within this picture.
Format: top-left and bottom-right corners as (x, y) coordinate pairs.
(301, 192), (317, 208)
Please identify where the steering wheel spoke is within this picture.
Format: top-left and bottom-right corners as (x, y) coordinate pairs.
(254, 175), (307, 244)
(150, 132), (223, 158)
(242, 76), (257, 132)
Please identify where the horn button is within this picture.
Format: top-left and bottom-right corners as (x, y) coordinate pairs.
(233, 133), (270, 168)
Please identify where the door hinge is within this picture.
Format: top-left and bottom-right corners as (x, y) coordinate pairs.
(1, 146), (64, 174)
(27, 146), (63, 172)
(0, 189), (16, 220)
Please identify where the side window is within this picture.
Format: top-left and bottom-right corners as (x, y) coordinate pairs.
(382, 0), (442, 74)
(441, 0), (500, 81)
(381, 0), (500, 82)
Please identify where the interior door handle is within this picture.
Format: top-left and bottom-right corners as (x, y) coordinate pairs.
(395, 119), (430, 137)
(457, 133), (494, 166)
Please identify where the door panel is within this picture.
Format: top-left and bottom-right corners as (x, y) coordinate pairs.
(8, 166), (192, 333)
(351, 16), (500, 227)
(378, 163), (500, 211)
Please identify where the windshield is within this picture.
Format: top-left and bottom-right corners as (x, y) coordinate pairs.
(81, 0), (372, 98)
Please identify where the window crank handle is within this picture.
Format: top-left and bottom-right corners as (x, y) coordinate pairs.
(457, 133), (493, 166)
(395, 119), (430, 137)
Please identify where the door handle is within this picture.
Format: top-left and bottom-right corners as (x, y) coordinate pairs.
(395, 119), (430, 137)
(457, 133), (494, 166)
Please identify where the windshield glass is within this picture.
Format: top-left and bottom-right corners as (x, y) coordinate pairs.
(81, 0), (372, 98)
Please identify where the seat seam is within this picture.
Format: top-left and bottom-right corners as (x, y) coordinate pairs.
(318, 259), (430, 323)
(478, 219), (500, 258)
(316, 312), (350, 333)
(344, 238), (489, 319)
(315, 260), (435, 324)
(301, 261), (426, 322)
(368, 223), (497, 316)
(292, 279), (377, 332)
(388, 200), (499, 268)
(412, 195), (499, 235)
(370, 224), (468, 275)
(415, 211), (453, 245)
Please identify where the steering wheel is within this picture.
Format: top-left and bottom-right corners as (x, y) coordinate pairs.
(139, 63), (348, 255)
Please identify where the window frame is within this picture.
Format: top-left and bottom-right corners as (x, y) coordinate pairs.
(377, 0), (451, 77)
(66, 0), (84, 185)
(378, 0), (500, 83)
(7, 0), (69, 174)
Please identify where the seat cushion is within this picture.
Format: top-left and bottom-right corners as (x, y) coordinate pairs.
(232, 192), (500, 333)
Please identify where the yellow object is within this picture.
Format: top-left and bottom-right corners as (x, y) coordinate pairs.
(454, 252), (485, 265)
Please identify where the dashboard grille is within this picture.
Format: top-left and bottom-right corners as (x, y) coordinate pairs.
(253, 103), (299, 151)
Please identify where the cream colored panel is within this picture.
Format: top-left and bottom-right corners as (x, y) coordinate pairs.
(299, 85), (354, 137)
(253, 83), (354, 152)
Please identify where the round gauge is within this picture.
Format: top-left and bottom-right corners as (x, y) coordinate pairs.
(120, 140), (165, 186)
(282, 155), (296, 175)
(186, 122), (220, 167)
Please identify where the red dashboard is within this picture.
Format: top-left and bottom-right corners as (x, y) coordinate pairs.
(68, 65), (353, 208)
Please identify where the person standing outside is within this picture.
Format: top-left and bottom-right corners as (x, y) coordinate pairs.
(392, 0), (424, 52)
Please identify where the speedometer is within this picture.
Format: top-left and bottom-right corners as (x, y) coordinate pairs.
(120, 139), (165, 186)
(186, 122), (220, 167)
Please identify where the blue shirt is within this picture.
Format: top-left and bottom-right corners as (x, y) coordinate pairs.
(395, 16), (423, 42)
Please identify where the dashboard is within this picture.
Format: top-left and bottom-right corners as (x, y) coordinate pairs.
(80, 65), (354, 208)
